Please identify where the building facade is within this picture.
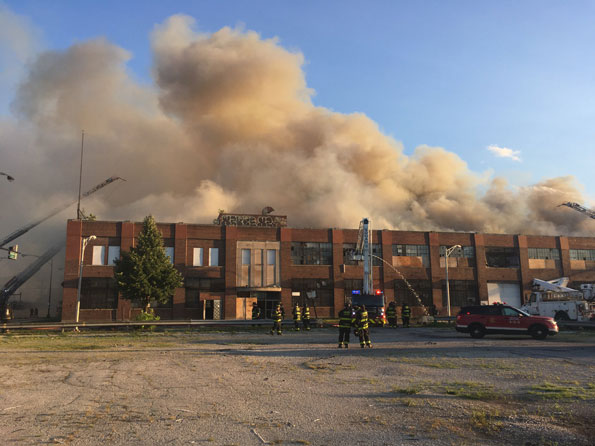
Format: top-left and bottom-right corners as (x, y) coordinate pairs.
(61, 215), (595, 322)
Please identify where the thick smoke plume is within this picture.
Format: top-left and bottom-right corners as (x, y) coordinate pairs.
(2, 14), (592, 241)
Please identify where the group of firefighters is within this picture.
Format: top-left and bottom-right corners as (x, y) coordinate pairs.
(252, 300), (413, 348)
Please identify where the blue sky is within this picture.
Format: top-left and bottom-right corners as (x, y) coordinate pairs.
(2, 0), (595, 201)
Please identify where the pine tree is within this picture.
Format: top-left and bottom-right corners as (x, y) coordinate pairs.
(114, 215), (183, 312)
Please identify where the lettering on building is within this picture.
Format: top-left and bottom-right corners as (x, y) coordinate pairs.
(214, 213), (288, 228)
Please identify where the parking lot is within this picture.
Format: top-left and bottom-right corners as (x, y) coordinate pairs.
(1, 326), (594, 445)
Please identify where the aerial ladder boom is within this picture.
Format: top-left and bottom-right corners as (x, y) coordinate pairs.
(1, 241), (63, 320)
(0, 176), (124, 248)
(559, 202), (595, 220)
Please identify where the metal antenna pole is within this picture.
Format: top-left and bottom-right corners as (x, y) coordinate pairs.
(47, 257), (53, 318)
(76, 130), (84, 219)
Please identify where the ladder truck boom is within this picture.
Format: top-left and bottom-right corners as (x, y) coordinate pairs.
(559, 202), (595, 220)
(354, 218), (373, 294)
(0, 176), (124, 248)
(1, 242), (63, 320)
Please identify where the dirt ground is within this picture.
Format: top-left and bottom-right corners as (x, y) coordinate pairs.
(0, 326), (594, 446)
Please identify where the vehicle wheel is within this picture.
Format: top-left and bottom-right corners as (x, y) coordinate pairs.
(469, 324), (485, 339)
(554, 311), (570, 321)
(530, 324), (548, 340)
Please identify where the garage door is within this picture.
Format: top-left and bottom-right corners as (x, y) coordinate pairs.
(487, 283), (521, 307)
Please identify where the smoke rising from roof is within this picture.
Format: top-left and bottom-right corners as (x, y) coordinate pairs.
(2, 14), (592, 237)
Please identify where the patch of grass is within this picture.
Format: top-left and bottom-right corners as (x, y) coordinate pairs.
(396, 357), (460, 369)
(359, 415), (387, 426)
(527, 382), (595, 400)
(469, 409), (502, 434)
(440, 381), (501, 400)
(0, 332), (183, 351)
(389, 356), (517, 372)
(392, 383), (426, 395)
(302, 361), (355, 373)
(401, 398), (417, 407)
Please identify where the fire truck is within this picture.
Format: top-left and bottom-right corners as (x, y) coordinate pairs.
(349, 219), (387, 326)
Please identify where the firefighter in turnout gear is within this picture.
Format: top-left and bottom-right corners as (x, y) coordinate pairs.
(356, 305), (372, 348)
(251, 302), (261, 327)
(293, 304), (302, 331)
(252, 303), (261, 319)
(386, 301), (397, 328)
(401, 303), (411, 328)
(338, 304), (354, 348)
(270, 304), (283, 335)
(302, 305), (311, 331)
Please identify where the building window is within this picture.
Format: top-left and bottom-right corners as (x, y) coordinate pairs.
(569, 249), (595, 261)
(241, 249), (251, 265)
(441, 280), (478, 307)
(439, 246), (475, 258)
(395, 279), (433, 307)
(343, 279), (363, 298)
(146, 296), (173, 309)
(92, 246), (106, 265)
(267, 249), (276, 265)
(185, 278), (225, 308)
(193, 247), (204, 266)
(291, 242), (332, 265)
(107, 246), (120, 265)
(342, 244), (358, 265)
(528, 248), (560, 260)
(291, 278), (333, 306)
(209, 248), (219, 266)
(164, 247), (174, 264)
(185, 288), (200, 308)
(392, 244), (430, 267)
(80, 278), (118, 309)
(485, 247), (519, 268)
(372, 244), (382, 266)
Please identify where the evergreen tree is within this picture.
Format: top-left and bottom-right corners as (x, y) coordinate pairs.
(114, 215), (183, 312)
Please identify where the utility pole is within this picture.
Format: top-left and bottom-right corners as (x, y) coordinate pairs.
(76, 130), (84, 219)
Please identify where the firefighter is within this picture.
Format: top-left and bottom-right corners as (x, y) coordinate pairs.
(270, 304), (283, 335)
(251, 302), (261, 327)
(292, 303), (302, 331)
(402, 303), (411, 328)
(356, 305), (372, 348)
(302, 305), (311, 331)
(386, 301), (397, 328)
(338, 303), (354, 348)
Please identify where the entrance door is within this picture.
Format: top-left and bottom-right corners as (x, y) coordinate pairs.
(487, 283), (521, 308)
(257, 292), (281, 319)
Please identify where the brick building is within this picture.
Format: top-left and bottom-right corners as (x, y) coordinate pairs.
(61, 214), (595, 322)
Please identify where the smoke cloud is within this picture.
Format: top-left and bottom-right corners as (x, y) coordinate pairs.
(2, 13), (593, 247)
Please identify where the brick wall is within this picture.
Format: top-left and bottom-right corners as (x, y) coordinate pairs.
(62, 219), (595, 322)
